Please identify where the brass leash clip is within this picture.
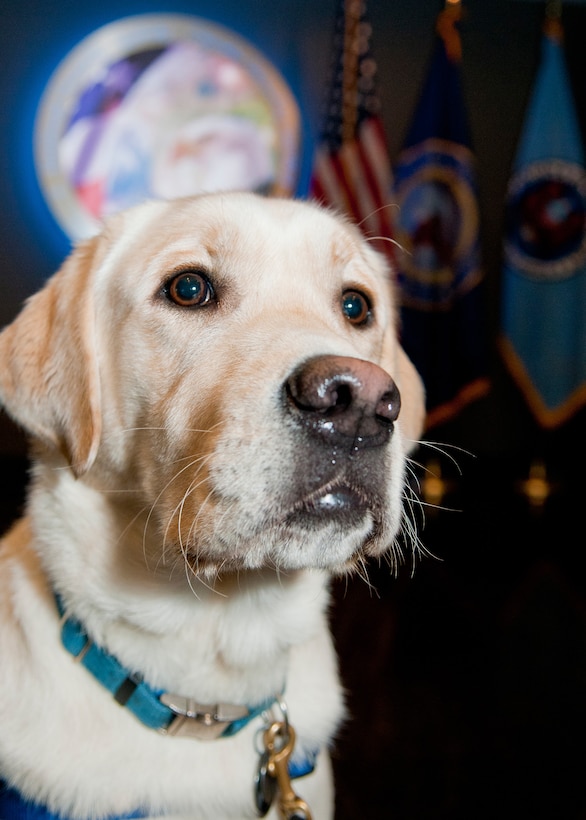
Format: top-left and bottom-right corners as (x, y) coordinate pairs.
(261, 721), (312, 820)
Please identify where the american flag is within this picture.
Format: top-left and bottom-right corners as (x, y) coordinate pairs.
(309, 0), (395, 266)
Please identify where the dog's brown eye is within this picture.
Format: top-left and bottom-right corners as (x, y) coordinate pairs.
(166, 271), (215, 308)
(341, 290), (371, 326)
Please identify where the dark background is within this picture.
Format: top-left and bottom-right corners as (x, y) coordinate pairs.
(1, 1), (585, 818)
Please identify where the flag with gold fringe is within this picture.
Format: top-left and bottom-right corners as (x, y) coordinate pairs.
(310, 0), (395, 268)
(391, 2), (490, 428)
(499, 13), (586, 428)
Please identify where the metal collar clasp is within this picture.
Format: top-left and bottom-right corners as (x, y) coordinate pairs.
(160, 694), (250, 740)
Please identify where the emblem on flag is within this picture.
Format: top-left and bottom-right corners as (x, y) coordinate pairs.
(393, 138), (480, 307)
(504, 158), (586, 281)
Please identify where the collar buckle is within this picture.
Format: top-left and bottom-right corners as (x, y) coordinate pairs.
(160, 694), (250, 740)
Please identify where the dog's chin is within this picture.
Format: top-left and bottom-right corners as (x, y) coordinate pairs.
(179, 484), (389, 580)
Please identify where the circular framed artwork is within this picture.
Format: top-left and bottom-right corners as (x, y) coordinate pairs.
(35, 13), (300, 240)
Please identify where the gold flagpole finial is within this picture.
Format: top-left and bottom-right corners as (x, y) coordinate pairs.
(437, 0), (463, 62)
(544, 0), (563, 40)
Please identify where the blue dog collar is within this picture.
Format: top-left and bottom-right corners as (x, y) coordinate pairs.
(0, 599), (320, 820)
(56, 596), (274, 739)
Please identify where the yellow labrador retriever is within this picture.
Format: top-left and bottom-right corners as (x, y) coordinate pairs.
(0, 193), (424, 820)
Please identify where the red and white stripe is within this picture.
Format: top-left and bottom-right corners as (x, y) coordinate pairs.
(310, 117), (396, 267)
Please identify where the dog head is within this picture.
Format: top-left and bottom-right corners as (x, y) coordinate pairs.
(0, 193), (424, 577)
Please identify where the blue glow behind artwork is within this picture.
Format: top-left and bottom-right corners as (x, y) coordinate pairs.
(0, 0), (321, 327)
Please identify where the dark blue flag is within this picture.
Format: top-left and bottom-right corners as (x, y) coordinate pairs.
(392, 3), (489, 428)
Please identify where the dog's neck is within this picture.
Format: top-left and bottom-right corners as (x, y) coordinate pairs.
(29, 459), (331, 706)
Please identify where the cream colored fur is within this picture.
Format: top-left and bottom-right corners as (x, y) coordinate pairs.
(0, 193), (424, 819)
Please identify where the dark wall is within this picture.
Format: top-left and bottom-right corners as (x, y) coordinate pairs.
(1, 0), (584, 459)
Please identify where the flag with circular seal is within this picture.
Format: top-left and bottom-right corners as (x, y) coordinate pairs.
(499, 16), (586, 428)
(392, 3), (490, 429)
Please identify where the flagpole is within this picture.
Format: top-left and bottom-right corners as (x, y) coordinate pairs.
(529, 0), (562, 511)
(341, 0), (360, 144)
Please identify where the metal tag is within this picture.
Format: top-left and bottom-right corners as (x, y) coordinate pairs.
(255, 750), (277, 817)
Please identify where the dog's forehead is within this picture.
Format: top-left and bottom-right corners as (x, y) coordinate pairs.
(167, 193), (355, 245)
(105, 194), (379, 281)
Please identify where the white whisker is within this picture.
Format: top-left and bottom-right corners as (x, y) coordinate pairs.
(144, 452), (212, 570)
(355, 554), (379, 595)
(365, 234), (409, 255)
(355, 201), (400, 229)
(418, 439), (475, 473)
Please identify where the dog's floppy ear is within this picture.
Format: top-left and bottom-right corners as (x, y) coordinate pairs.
(0, 238), (102, 476)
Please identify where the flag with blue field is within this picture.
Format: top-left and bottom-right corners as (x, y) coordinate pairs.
(392, 4), (490, 428)
(500, 17), (586, 428)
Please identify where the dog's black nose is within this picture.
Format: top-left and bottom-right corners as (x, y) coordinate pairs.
(285, 355), (401, 448)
